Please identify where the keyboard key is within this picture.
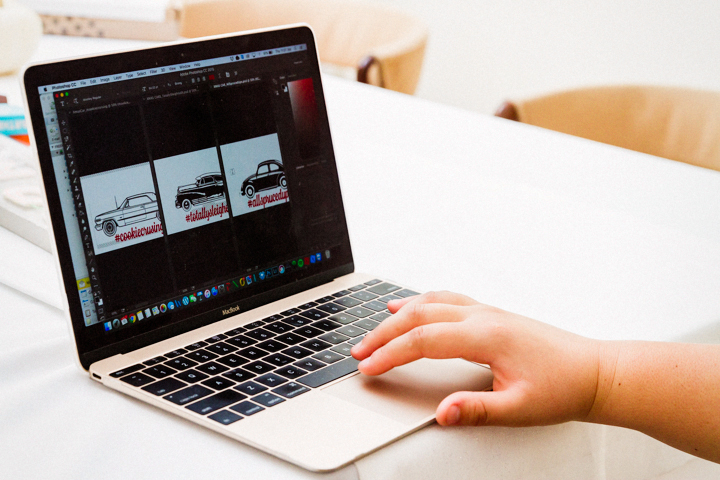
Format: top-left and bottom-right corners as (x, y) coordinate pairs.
(186, 349), (218, 363)
(165, 357), (198, 371)
(226, 334), (256, 348)
(186, 389), (246, 415)
(209, 410), (243, 425)
(275, 332), (305, 345)
(319, 331), (349, 344)
(345, 306), (374, 318)
(265, 353), (293, 367)
(206, 342), (237, 356)
(216, 354), (248, 368)
(272, 382), (309, 399)
(175, 369), (208, 383)
(348, 284), (366, 291)
(234, 381), (267, 396)
(280, 308), (301, 316)
(282, 315), (313, 327)
(196, 362), (228, 375)
(335, 325), (365, 337)
(377, 295), (401, 303)
(353, 319), (379, 331)
(364, 279), (382, 285)
(330, 343), (353, 356)
(164, 348), (188, 359)
(329, 313), (356, 325)
(143, 365), (177, 379)
(332, 290), (352, 298)
(244, 321), (265, 329)
(298, 357), (360, 388)
(252, 392), (285, 407)
(363, 300), (388, 312)
(262, 314), (284, 323)
(366, 282), (400, 295)
(317, 303), (346, 314)
(142, 377), (187, 396)
(295, 326), (324, 338)
(164, 384), (213, 406)
(256, 339), (288, 353)
(298, 301), (318, 310)
(201, 376), (236, 390)
(311, 319), (342, 331)
(350, 290), (378, 302)
(294, 358), (326, 371)
(186, 341), (209, 351)
(312, 350), (344, 364)
(282, 346), (314, 359)
(370, 311), (391, 322)
(299, 309), (328, 321)
(300, 339), (332, 352)
(275, 365), (307, 379)
(245, 328), (275, 341)
(348, 335), (365, 345)
(224, 326), (246, 337)
(223, 368), (256, 383)
(143, 355), (167, 366)
(264, 322), (292, 334)
(204, 334), (228, 344)
(237, 346), (268, 360)
(120, 372), (155, 387)
(111, 364), (143, 378)
(243, 361), (275, 374)
(334, 296), (362, 308)
(255, 373), (287, 387)
(230, 400), (265, 416)
(315, 296), (335, 303)
(395, 289), (420, 298)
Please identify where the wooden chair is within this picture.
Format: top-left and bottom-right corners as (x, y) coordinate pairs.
(495, 86), (720, 172)
(177, 0), (429, 95)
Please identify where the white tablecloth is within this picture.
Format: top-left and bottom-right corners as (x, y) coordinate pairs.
(2, 36), (720, 479)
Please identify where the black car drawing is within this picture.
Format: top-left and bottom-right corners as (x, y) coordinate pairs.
(175, 172), (225, 211)
(94, 193), (159, 236)
(241, 160), (287, 198)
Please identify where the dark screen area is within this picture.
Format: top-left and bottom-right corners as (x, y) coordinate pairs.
(69, 104), (147, 176)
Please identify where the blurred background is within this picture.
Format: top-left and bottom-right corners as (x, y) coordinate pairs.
(9, 0), (720, 114)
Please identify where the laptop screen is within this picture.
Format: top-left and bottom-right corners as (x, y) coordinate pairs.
(24, 26), (353, 368)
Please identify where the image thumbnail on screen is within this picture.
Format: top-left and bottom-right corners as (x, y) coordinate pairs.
(221, 133), (289, 216)
(80, 163), (164, 255)
(154, 147), (229, 235)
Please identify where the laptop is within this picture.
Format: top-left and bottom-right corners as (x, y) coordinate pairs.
(22, 25), (493, 471)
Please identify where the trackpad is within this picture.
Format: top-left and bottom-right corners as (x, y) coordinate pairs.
(323, 358), (493, 426)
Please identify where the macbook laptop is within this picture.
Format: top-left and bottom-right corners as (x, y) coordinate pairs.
(22, 25), (493, 471)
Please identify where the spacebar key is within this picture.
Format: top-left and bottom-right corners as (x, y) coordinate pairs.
(297, 357), (360, 388)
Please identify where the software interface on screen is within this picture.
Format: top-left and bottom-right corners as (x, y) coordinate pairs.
(34, 41), (349, 345)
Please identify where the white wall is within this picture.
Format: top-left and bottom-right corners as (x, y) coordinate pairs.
(369, 0), (720, 114)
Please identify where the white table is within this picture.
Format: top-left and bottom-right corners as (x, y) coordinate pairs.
(2, 36), (720, 479)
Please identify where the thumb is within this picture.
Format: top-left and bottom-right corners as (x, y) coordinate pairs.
(436, 390), (524, 427)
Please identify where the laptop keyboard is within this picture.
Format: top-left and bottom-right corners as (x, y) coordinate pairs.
(110, 280), (418, 426)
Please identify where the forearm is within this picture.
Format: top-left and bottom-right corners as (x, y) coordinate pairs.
(587, 340), (720, 463)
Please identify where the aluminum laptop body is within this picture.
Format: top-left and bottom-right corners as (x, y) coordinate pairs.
(22, 25), (493, 471)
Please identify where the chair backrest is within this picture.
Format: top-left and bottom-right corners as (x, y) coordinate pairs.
(178, 0), (428, 94)
(496, 86), (720, 172)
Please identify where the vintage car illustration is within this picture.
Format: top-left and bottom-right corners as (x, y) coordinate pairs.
(241, 160), (287, 198)
(94, 193), (159, 236)
(175, 172), (225, 211)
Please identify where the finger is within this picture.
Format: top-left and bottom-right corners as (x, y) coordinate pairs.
(358, 321), (488, 375)
(357, 291), (478, 357)
(387, 290), (477, 313)
(436, 389), (526, 427)
(352, 302), (469, 361)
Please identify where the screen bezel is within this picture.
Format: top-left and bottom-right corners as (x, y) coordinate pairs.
(23, 25), (354, 370)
